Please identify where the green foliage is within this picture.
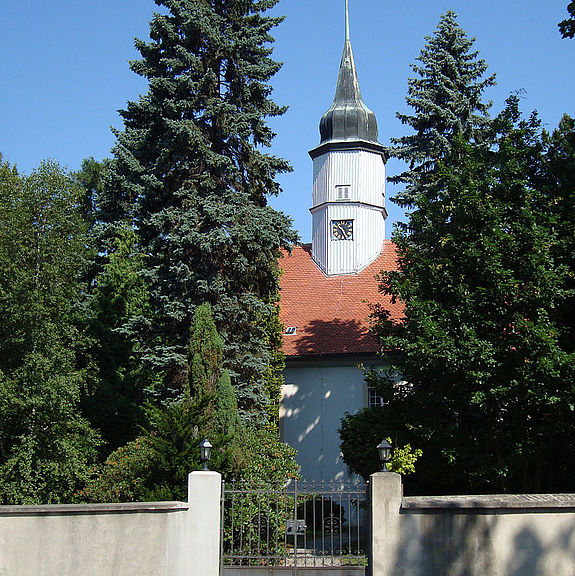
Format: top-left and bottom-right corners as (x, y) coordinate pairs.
(187, 303), (241, 437)
(388, 441), (422, 477)
(188, 302), (225, 400)
(84, 303), (232, 501)
(391, 10), (495, 209)
(371, 97), (575, 494)
(0, 158), (101, 503)
(83, 224), (152, 454)
(71, 157), (109, 226)
(0, 0), (300, 503)
(260, 288), (286, 425)
(77, 436), (154, 503)
(83, 303), (298, 502)
(559, 2), (575, 38)
(214, 369), (241, 437)
(339, 405), (421, 480)
(542, 115), (575, 355)
(104, 0), (298, 420)
(342, 12), (575, 495)
(235, 425), (299, 484)
(221, 424), (299, 563)
(339, 407), (388, 481)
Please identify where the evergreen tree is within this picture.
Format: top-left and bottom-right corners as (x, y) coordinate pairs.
(189, 302), (225, 400)
(186, 302), (240, 438)
(391, 10), (495, 208)
(72, 157), (109, 227)
(82, 302), (298, 502)
(71, 158), (157, 455)
(82, 225), (153, 454)
(82, 302), (236, 501)
(0, 158), (100, 503)
(104, 0), (297, 421)
(363, 98), (575, 494)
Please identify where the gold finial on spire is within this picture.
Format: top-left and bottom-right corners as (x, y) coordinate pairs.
(345, 0), (350, 41)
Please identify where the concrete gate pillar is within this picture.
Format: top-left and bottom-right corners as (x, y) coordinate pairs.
(369, 472), (403, 576)
(167, 471), (222, 576)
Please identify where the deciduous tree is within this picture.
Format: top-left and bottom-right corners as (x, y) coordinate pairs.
(0, 158), (100, 503)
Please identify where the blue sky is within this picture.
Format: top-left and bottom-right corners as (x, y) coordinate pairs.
(1, 1), (574, 242)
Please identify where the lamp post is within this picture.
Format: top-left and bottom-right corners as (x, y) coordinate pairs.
(377, 439), (392, 472)
(199, 439), (213, 471)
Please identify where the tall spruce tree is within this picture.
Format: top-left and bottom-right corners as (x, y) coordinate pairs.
(104, 0), (296, 422)
(0, 158), (101, 503)
(391, 10), (495, 209)
(364, 98), (575, 494)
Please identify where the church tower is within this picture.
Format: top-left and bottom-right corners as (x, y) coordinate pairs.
(309, 0), (387, 276)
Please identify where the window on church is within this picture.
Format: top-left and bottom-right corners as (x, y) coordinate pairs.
(335, 185), (351, 200)
(284, 326), (297, 335)
(368, 385), (384, 408)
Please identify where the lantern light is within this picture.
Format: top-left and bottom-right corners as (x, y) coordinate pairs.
(377, 439), (392, 472)
(199, 439), (213, 471)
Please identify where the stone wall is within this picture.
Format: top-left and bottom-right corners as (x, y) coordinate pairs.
(4, 469), (575, 576)
(370, 472), (575, 576)
(0, 471), (221, 576)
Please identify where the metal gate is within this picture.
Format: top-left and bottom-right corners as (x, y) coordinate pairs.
(220, 478), (367, 573)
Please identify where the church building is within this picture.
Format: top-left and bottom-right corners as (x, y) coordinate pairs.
(279, 2), (402, 482)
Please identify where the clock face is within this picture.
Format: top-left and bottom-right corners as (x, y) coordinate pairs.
(331, 219), (353, 241)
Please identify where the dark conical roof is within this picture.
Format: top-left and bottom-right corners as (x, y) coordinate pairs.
(319, 24), (379, 144)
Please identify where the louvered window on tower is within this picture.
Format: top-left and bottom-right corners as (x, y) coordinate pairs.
(336, 185), (351, 200)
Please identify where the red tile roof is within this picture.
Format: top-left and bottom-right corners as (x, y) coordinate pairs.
(279, 241), (403, 358)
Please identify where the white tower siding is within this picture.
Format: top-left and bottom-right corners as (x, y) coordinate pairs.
(311, 148), (386, 275)
(312, 149), (386, 208)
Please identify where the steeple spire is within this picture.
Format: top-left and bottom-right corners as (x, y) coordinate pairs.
(319, 0), (379, 144)
(309, 1), (387, 278)
(345, 0), (350, 42)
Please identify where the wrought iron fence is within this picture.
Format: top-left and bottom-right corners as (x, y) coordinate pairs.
(220, 478), (367, 569)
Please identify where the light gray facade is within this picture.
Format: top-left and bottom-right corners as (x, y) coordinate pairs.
(281, 356), (379, 483)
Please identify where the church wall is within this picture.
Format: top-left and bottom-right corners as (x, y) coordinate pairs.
(280, 356), (382, 483)
(311, 209), (328, 273)
(354, 204), (386, 272)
